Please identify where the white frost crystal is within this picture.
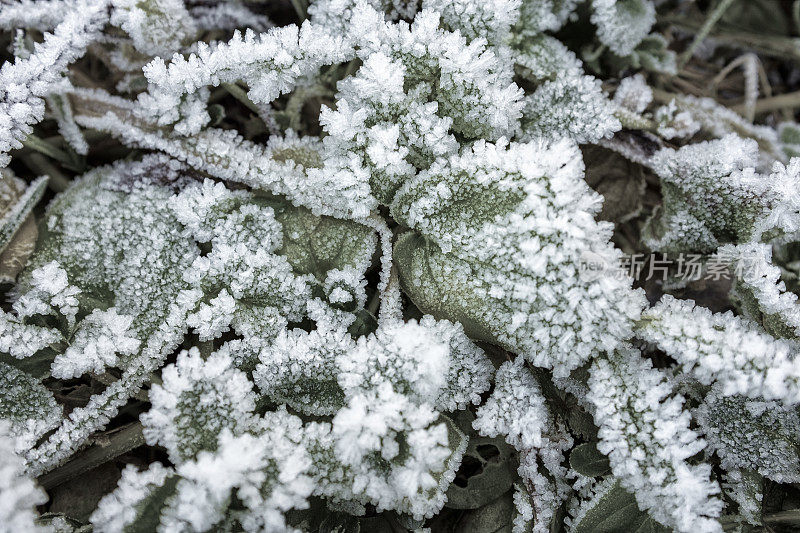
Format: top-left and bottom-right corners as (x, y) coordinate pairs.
(52, 308), (140, 378)
(0, 363), (62, 451)
(339, 317), (493, 411)
(590, 0), (655, 57)
(588, 348), (723, 532)
(393, 138), (645, 376)
(473, 358), (550, 451)
(0, 0), (106, 167)
(644, 135), (800, 252)
(91, 462), (176, 533)
(312, 385), (467, 519)
(110, 0), (196, 57)
(14, 261), (81, 327)
(141, 347), (257, 463)
(696, 389), (800, 483)
(638, 295), (800, 402)
(0, 422), (49, 532)
(254, 324), (353, 416)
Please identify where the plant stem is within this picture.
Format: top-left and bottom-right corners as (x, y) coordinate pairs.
(677, 0), (736, 68)
(764, 510), (800, 525)
(289, 0), (307, 20)
(733, 90), (800, 115)
(21, 134), (73, 166)
(21, 153), (71, 192)
(221, 82), (262, 116)
(37, 422), (145, 490)
(664, 13), (800, 63)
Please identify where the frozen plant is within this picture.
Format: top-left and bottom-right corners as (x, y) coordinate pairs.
(2, 0), (800, 531)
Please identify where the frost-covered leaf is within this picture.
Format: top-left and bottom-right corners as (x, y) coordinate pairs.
(51, 308), (140, 379)
(637, 295), (800, 402)
(515, 0), (578, 35)
(339, 316), (493, 411)
(718, 242), (800, 340)
(141, 347), (257, 463)
(571, 479), (669, 533)
(90, 462), (178, 533)
(0, 0), (106, 167)
(0, 173), (46, 257)
(161, 410), (314, 532)
(393, 138), (644, 376)
(721, 469), (762, 526)
(589, 0), (655, 57)
(643, 135), (800, 252)
(695, 390), (800, 483)
(110, 0), (197, 57)
(609, 34), (677, 75)
(21, 155), (199, 342)
(587, 347), (722, 532)
(654, 95), (784, 167)
(276, 206), (376, 310)
(569, 442), (611, 477)
(423, 0), (520, 44)
(0, 309), (62, 360)
(520, 73), (621, 144)
(22, 156), (206, 472)
(511, 484), (534, 533)
(473, 358), (551, 451)
(512, 34), (582, 83)
(0, 361), (62, 451)
(254, 324), (353, 416)
(310, 390), (468, 519)
(0, 422), (49, 532)
(98, 409), (315, 533)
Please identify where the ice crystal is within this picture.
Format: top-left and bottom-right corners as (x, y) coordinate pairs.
(393, 138), (644, 376)
(0, 0), (106, 166)
(638, 295), (800, 402)
(141, 348), (257, 463)
(588, 348), (723, 532)
(644, 135), (800, 252)
(0, 422), (49, 532)
(696, 389), (800, 483)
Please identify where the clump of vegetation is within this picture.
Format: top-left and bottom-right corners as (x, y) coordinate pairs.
(3, 1), (800, 531)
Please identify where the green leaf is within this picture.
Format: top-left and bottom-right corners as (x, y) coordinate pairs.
(569, 442), (611, 477)
(0, 361), (62, 444)
(0, 348), (58, 379)
(394, 231), (499, 344)
(458, 491), (515, 533)
(446, 434), (516, 510)
(124, 474), (180, 533)
(276, 208), (375, 281)
(320, 512), (360, 533)
(276, 206), (375, 309)
(22, 158), (199, 342)
(696, 393), (800, 482)
(572, 480), (670, 533)
(608, 34), (677, 75)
